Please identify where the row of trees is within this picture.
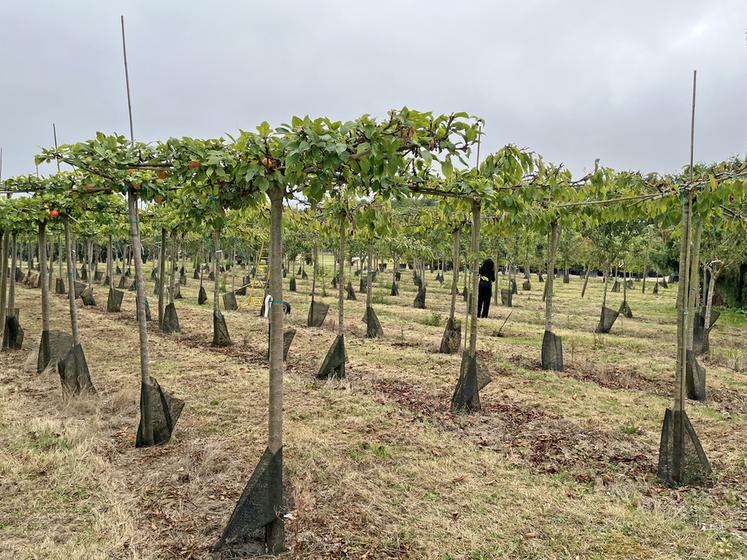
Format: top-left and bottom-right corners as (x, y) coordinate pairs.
(1, 110), (745, 554)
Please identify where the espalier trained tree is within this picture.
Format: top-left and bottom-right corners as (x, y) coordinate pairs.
(37, 137), (182, 446)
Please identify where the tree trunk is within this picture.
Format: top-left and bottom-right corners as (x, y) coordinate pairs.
(86, 240), (93, 288)
(107, 234), (114, 289)
(449, 230), (460, 322)
(158, 227), (167, 328)
(128, 192), (154, 445)
(671, 191), (693, 482)
(8, 234), (17, 317)
(366, 241), (374, 308)
(337, 217), (346, 335)
(47, 238), (53, 290)
(704, 265), (720, 335)
(199, 251), (205, 289)
(213, 229), (221, 312)
(169, 230), (177, 305)
(63, 220), (80, 345)
(545, 222), (560, 332)
(39, 223), (50, 333)
(0, 231), (8, 338)
(463, 259), (471, 351)
(581, 264), (590, 298)
(332, 249), (337, 286)
(58, 236), (64, 279)
(265, 186), (285, 548)
(686, 221), (702, 353)
(602, 267), (609, 309)
(121, 244), (127, 276)
(700, 262), (707, 308)
(468, 200), (481, 355)
(310, 244), (318, 301)
(181, 233), (187, 280)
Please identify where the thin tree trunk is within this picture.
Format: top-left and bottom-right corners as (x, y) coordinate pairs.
(181, 233), (187, 279)
(87, 240), (93, 288)
(0, 232), (8, 336)
(158, 227), (167, 327)
(581, 264), (590, 298)
(686, 221), (702, 353)
(468, 200), (481, 355)
(47, 238), (53, 290)
(622, 261), (628, 302)
(128, 193), (154, 446)
(545, 222), (560, 332)
(58, 236), (64, 279)
(169, 230), (177, 305)
(262, 186), (286, 549)
(107, 234), (114, 289)
(213, 229), (221, 312)
(63, 220), (80, 345)
(701, 261), (708, 308)
(310, 244), (318, 301)
(267, 187), (284, 450)
(602, 267), (609, 309)
(449, 230), (460, 322)
(39, 223), (50, 333)
(8, 235), (17, 320)
(121, 244), (126, 276)
(704, 265), (719, 334)
(366, 241), (374, 308)
(332, 249), (337, 286)
(463, 259), (471, 350)
(672, 191), (693, 482)
(338, 217), (345, 335)
(508, 260), (513, 294)
(541, 232), (550, 303)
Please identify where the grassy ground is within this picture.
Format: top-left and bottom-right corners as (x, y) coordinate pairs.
(0, 258), (745, 559)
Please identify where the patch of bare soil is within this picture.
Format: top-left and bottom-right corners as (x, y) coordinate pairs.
(178, 329), (268, 364)
(507, 353), (747, 416)
(508, 352), (671, 395)
(369, 377), (655, 485)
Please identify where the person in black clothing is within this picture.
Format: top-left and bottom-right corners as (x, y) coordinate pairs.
(477, 258), (496, 318)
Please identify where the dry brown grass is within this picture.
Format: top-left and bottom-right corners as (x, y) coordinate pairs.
(0, 262), (745, 559)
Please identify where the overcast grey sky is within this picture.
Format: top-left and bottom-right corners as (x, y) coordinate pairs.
(1, 1), (745, 179)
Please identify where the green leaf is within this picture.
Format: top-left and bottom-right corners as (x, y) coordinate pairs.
(441, 157), (454, 178)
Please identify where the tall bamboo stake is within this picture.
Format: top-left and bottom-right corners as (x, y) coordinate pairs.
(121, 14), (154, 445)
